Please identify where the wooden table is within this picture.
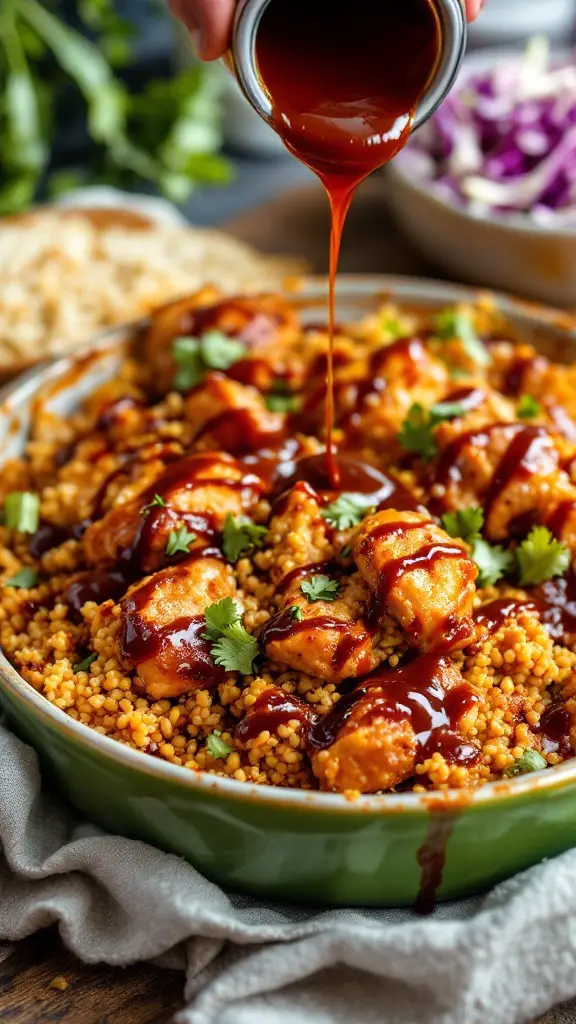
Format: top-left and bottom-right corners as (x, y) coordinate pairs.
(2, 180), (575, 1023)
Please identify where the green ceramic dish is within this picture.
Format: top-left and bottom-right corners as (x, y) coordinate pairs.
(2, 274), (576, 909)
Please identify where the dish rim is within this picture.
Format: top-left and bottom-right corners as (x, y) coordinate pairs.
(2, 271), (576, 816)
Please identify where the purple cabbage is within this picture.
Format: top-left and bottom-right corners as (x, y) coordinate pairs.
(397, 43), (576, 223)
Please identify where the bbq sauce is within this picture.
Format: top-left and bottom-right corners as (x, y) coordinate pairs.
(271, 452), (421, 513)
(307, 654), (479, 765)
(260, 610), (373, 676)
(236, 655), (479, 768)
(256, 0), (441, 484)
(120, 563), (226, 689)
(357, 517), (472, 642)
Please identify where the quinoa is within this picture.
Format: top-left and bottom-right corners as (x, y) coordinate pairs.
(1, 288), (576, 796)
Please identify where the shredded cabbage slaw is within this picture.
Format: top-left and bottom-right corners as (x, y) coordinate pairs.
(397, 39), (576, 226)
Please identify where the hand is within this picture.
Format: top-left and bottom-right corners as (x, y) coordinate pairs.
(171, 0), (485, 62)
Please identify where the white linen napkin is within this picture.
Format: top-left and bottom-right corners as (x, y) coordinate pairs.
(1, 721), (576, 1024)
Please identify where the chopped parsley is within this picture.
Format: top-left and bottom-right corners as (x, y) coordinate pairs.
(222, 514), (267, 563)
(471, 537), (514, 588)
(202, 597), (259, 675)
(206, 730), (234, 759)
(340, 545), (353, 558)
(301, 575), (340, 603)
(3, 492), (40, 534)
(165, 526), (196, 557)
(397, 404), (439, 462)
(517, 394), (542, 420)
(503, 749), (547, 777)
(172, 330), (246, 391)
(441, 507), (485, 542)
(434, 308), (490, 368)
(3, 567), (39, 589)
(74, 652), (98, 673)
(321, 493), (375, 531)
(515, 526), (570, 586)
(288, 605), (304, 621)
(140, 494), (167, 516)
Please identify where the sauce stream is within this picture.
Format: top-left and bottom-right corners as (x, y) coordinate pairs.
(256, 0), (441, 483)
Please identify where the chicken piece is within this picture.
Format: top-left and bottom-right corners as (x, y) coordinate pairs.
(143, 289), (298, 394)
(353, 509), (477, 651)
(261, 481), (380, 682)
(185, 373), (285, 455)
(311, 655), (476, 792)
(434, 419), (576, 542)
(300, 336), (450, 446)
(484, 428), (576, 542)
(120, 556), (236, 700)
(261, 589), (377, 683)
(83, 451), (261, 573)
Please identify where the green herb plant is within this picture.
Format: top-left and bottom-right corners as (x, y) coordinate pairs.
(0, 0), (230, 214)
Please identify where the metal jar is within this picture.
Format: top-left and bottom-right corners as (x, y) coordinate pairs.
(230, 0), (467, 137)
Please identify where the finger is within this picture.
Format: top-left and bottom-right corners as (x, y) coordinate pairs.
(184, 0), (236, 60)
(465, 0), (485, 20)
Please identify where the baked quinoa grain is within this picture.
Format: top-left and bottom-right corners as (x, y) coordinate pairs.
(3, 288), (576, 797)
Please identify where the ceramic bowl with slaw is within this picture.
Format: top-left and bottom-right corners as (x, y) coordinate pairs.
(388, 44), (576, 307)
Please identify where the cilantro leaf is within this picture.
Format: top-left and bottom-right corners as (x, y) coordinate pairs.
(265, 392), (301, 413)
(202, 599), (259, 675)
(397, 404), (438, 461)
(441, 507), (485, 542)
(321, 493), (375, 531)
(430, 399), (468, 420)
(206, 730), (234, 759)
(471, 537), (514, 587)
(381, 317), (403, 338)
(4, 492), (40, 534)
(517, 394), (542, 420)
(301, 575), (340, 603)
(200, 330), (246, 371)
(140, 494), (166, 516)
(503, 749), (547, 777)
(74, 652), (98, 673)
(435, 308), (490, 368)
(171, 331), (247, 392)
(265, 379), (301, 413)
(516, 526), (570, 586)
(165, 526), (196, 557)
(211, 623), (259, 675)
(202, 597), (241, 640)
(172, 337), (204, 391)
(222, 514), (267, 562)
(4, 567), (39, 589)
(288, 605), (304, 621)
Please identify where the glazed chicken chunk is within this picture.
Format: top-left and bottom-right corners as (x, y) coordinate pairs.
(143, 289), (299, 394)
(83, 451), (261, 573)
(353, 509), (477, 651)
(185, 373), (284, 454)
(311, 655), (479, 793)
(261, 480), (379, 682)
(120, 556), (236, 700)
(435, 420), (576, 543)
